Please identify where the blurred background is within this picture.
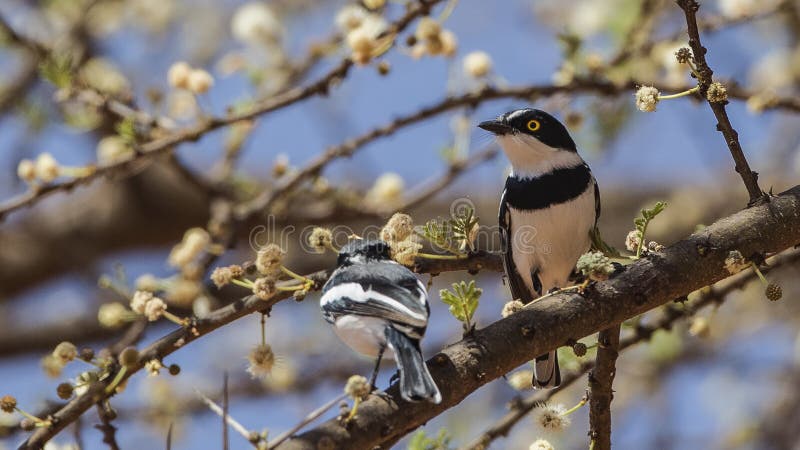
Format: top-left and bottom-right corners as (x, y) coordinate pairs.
(0, 0), (799, 449)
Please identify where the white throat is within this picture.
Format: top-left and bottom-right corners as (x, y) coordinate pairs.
(496, 134), (584, 179)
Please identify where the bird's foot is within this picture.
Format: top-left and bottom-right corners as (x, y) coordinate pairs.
(372, 389), (392, 403)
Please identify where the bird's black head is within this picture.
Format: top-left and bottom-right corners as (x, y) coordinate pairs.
(478, 108), (576, 152)
(337, 239), (391, 266)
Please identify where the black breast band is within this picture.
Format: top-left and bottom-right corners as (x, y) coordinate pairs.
(504, 164), (592, 211)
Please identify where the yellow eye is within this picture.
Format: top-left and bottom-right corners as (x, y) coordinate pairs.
(526, 119), (541, 132)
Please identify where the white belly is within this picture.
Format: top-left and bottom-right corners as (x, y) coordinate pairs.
(508, 186), (595, 294)
(333, 315), (396, 360)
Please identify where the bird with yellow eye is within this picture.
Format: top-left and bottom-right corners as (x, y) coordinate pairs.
(478, 108), (600, 389)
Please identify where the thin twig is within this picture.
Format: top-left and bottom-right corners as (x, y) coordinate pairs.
(0, 0), (447, 222)
(398, 144), (500, 213)
(266, 393), (348, 449)
(194, 388), (257, 447)
(223, 373), (230, 450)
(459, 366), (586, 450)
(677, 0), (766, 204)
(94, 403), (121, 450)
(611, 1), (787, 69)
(0, 75), (795, 221)
(607, 0), (667, 67)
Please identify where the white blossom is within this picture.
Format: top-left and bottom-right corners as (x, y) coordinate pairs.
(187, 69), (214, 94)
(34, 153), (60, 182)
(463, 51), (492, 78)
(537, 403), (571, 430)
(144, 296), (167, 321)
(366, 173), (404, 207)
(17, 159), (36, 183)
(246, 344), (275, 379)
(635, 86), (660, 112)
(231, 2), (282, 45)
(167, 61), (192, 89)
(335, 4), (368, 32)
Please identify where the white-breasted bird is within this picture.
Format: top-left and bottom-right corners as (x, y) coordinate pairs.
(479, 108), (600, 388)
(319, 239), (441, 403)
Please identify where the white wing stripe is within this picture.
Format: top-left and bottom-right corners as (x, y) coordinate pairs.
(415, 280), (428, 306)
(320, 282), (428, 322)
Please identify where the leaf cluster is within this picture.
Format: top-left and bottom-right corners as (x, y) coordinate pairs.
(418, 206), (479, 255)
(634, 201), (667, 257)
(439, 280), (481, 330)
(407, 428), (451, 450)
(39, 54), (73, 89)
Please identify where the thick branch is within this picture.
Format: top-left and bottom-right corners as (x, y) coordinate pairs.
(457, 246), (800, 450)
(677, 0), (765, 204)
(588, 325), (621, 450)
(16, 186), (800, 448)
(274, 186), (800, 449)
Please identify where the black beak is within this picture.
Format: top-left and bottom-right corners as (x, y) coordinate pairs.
(478, 119), (514, 135)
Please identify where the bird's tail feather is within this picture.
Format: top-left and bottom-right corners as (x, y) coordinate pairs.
(385, 327), (441, 404)
(533, 351), (561, 389)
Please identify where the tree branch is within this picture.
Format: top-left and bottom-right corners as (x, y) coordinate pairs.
(15, 181), (800, 448)
(457, 246), (800, 450)
(272, 186), (800, 449)
(16, 251), (494, 448)
(3, 66), (796, 223)
(94, 403), (120, 450)
(0, 0), (446, 222)
(588, 325), (620, 450)
(677, 0), (766, 204)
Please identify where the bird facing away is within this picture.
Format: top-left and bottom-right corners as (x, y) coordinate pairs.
(479, 108), (600, 388)
(319, 239), (441, 403)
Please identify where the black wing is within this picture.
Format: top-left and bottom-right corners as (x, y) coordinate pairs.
(499, 188), (539, 302)
(321, 261), (428, 335)
(593, 175), (601, 226)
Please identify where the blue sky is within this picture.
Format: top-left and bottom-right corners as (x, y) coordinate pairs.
(1, 0), (798, 448)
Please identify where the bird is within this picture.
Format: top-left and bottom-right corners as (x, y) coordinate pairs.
(479, 108), (600, 388)
(319, 239), (441, 403)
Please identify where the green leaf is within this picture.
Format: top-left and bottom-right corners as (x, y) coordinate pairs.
(632, 201), (668, 257)
(39, 54), (73, 88)
(420, 218), (452, 252)
(407, 431), (427, 450)
(439, 280), (481, 326)
(589, 226), (620, 258)
(407, 429), (451, 450)
(634, 202), (667, 234)
(450, 206), (479, 252)
(417, 205), (479, 256)
(641, 201), (667, 221)
(115, 117), (137, 144)
(556, 32), (582, 59)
